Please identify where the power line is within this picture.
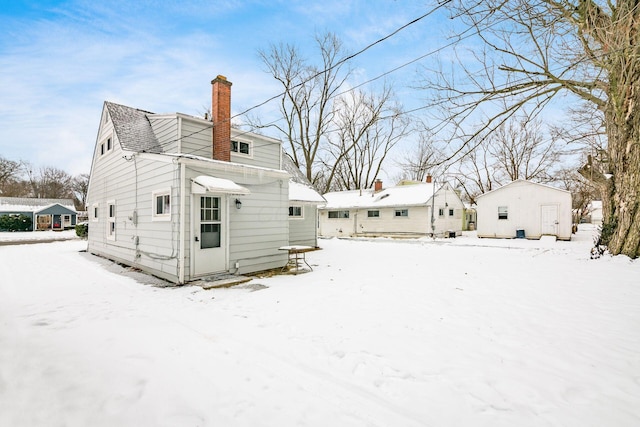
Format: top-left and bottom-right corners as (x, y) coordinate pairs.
(231, 1), (452, 120)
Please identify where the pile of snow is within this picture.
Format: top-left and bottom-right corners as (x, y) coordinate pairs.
(1, 225), (639, 426)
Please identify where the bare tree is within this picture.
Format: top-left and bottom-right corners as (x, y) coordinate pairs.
(0, 156), (24, 195)
(423, 1), (640, 258)
(258, 32), (350, 185)
(394, 126), (446, 183)
(26, 165), (73, 199)
(321, 87), (410, 192)
(71, 173), (90, 210)
(556, 161), (599, 223)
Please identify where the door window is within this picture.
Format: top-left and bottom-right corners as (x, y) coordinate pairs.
(200, 196), (221, 249)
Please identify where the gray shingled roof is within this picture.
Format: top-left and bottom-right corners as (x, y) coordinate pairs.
(105, 101), (163, 154)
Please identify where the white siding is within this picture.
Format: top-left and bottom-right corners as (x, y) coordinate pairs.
(318, 185), (464, 238)
(230, 131), (281, 170)
(476, 180), (572, 240)
(289, 205), (318, 247)
(149, 116), (179, 153)
(180, 116), (212, 158)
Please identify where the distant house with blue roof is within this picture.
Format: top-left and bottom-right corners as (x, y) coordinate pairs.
(0, 197), (78, 231)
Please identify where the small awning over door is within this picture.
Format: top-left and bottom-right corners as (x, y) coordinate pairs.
(191, 175), (250, 195)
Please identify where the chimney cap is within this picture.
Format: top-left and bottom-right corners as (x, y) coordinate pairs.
(212, 75), (232, 85)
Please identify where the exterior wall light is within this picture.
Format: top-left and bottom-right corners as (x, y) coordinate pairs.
(235, 198), (242, 209)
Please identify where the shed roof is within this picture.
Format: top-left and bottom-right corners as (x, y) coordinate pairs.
(476, 180), (570, 199)
(322, 183), (436, 209)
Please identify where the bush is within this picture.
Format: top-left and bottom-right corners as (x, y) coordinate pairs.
(75, 222), (88, 239)
(0, 214), (33, 231)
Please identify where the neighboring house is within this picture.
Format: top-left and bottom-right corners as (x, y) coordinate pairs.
(0, 197), (77, 231)
(282, 153), (325, 247)
(588, 200), (603, 226)
(463, 203), (477, 231)
(318, 177), (464, 238)
(87, 75), (294, 284)
(476, 180), (572, 240)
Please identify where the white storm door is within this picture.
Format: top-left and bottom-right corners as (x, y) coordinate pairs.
(541, 205), (559, 235)
(193, 195), (227, 276)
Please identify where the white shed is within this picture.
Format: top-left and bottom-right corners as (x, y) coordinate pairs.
(476, 180), (573, 241)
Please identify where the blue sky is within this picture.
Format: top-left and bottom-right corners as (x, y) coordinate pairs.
(0, 1), (459, 177)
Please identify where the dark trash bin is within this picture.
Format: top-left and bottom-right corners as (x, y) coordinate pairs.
(448, 230), (456, 238)
(516, 229), (525, 239)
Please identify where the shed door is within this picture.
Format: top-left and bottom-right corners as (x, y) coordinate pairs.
(541, 205), (559, 236)
(193, 195), (227, 276)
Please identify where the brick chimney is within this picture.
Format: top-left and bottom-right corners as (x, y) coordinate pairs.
(426, 174), (432, 183)
(374, 179), (383, 192)
(211, 75), (232, 161)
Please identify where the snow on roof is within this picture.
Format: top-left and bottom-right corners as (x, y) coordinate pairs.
(282, 152), (324, 204)
(322, 183), (436, 209)
(289, 182), (326, 204)
(191, 176), (250, 195)
(0, 197), (76, 213)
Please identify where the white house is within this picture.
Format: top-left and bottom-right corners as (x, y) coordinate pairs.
(319, 178), (464, 238)
(476, 180), (572, 240)
(87, 75), (306, 284)
(283, 153), (325, 247)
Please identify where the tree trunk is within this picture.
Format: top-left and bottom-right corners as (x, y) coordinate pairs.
(603, 102), (640, 258)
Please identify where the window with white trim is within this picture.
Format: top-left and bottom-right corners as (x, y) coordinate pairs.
(328, 210), (349, 219)
(289, 206), (303, 218)
(449, 208), (454, 217)
(231, 139), (251, 156)
(395, 209), (408, 217)
(367, 210), (380, 218)
(152, 189), (171, 221)
(438, 208), (445, 217)
(498, 206), (508, 220)
(107, 201), (116, 240)
(92, 203), (99, 222)
(100, 135), (113, 156)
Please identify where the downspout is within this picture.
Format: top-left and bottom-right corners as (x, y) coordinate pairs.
(178, 161), (186, 284)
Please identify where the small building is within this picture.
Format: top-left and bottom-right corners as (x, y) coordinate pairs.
(283, 153), (325, 247)
(588, 200), (603, 226)
(476, 180), (572, 240)
(319, 178), (464, 238)
(0, 197), (77, 231)
(86, 75), (299, 284)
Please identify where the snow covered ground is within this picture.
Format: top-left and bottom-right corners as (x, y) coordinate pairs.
(1, 225), (639, 427)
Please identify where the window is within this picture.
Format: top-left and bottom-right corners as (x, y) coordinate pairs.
(395, 209), (408, 217)
(438, 208), (445, 217)
(367, 210), (380, 218)
(92, 203), (99, 222)
(231, 140), (251, 155)
(152, 189), (171, 221)
(449, 208), (454, 217)
(107, 201), (116, 240)
(328, 210), (349, 219)
(289, 206), (303, 218)
(498, 206), (508, 220)
(100, 135), (113, 156)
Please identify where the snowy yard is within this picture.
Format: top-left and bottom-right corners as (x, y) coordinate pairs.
(1, 226), (639, 427)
